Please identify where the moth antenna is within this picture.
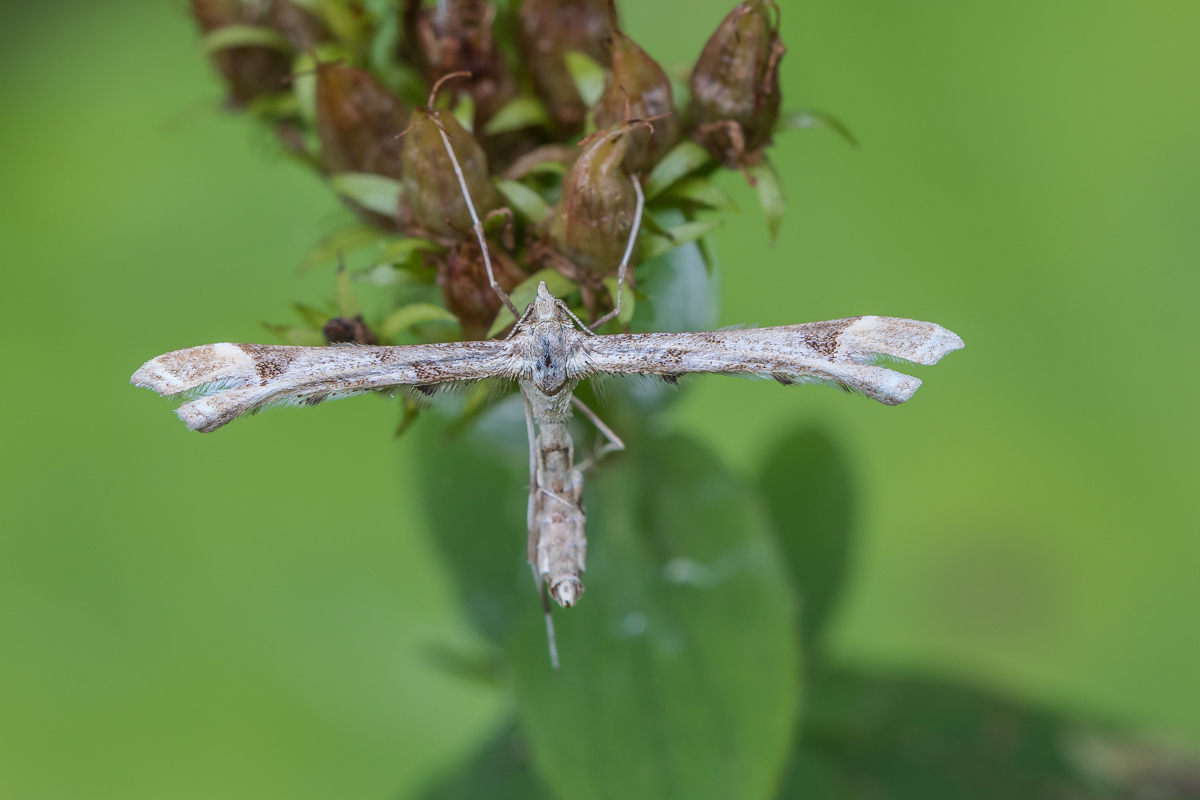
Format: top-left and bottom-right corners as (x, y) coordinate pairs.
(590, 174), (645, 330)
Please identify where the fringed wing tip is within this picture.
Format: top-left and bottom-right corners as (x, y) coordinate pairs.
(912, 325), (965, 366)
(130, 343), (256, 397)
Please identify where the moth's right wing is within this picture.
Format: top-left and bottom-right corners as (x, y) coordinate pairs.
(583, 316), (964, 405)
(132, 341), (512, 432)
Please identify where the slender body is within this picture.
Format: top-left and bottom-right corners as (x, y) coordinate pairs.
(132, 283), (964, 612)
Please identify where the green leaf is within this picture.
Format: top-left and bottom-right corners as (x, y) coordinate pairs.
(564, 50), (606, 108)
(487, 269), (577, 337)
(662, 176), (740, 213)
(199, 25), (290, 54)
(416, 722), (555, 800)
(602, 276), (636, 327)
(298, 224), (387, 274)
(758, 427), (855, 649)
(775, 108), (859, 148)
(748, 159), (784, 245)
(375, 237), (440, 265)
(292, 302), (331, 330)
(335, 265), (360, 318)
(453, 92), (476, 133)
(632, 211), (718, 334)
(494, 179), (550, 224)
(645, 140), (712, 200)
(379, 303), (459, 340)
(262, 322), (325, 346)
(483, 96), (551, 136)
(509, 434), (801, 800)
(641, 220), (723, 261)
(328, 172), (404, 217)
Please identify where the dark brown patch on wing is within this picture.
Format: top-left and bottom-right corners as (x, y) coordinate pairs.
(238, 344), (296, 383)
(801, 318), (858, 358)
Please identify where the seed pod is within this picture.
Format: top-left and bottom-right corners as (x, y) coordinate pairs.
(593, 7), (681, 173)
(438, 241), (527, 339)
(549, 123), (637, 275)
(315, 64), (409, 180)
(323, 315), (378, 345)
(688, 0), (785, 169)
(266, 0), (330, 52)
(401, 108), (502, 239)
(518, 0), (613, 133)
(413, 0), (516, 130)
(190, 0), (292, 107)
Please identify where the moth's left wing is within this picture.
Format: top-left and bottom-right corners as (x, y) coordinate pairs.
(583, 316), (964, 405)
(132, 341), (511, 432)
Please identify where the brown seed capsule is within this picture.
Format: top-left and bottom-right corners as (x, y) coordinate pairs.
(549, 123), (638, 275)
(190, 0), (292, 107)
(412, 0), (516, 130)
(315, 64), (409, 180)
(518, 0), (613, 133)
(438, 240), (527, 339)
(265, 0), (330, 52)
(592, 6), (681, 173)
(323, 315), (379, 345)
(688, 0), (785, 170)
(401, 107), (502, 239)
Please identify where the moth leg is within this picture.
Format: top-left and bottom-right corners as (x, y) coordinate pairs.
(590, 175), (646, 331)
(523, 389), (561, 671)
(571, 396), (625, 473)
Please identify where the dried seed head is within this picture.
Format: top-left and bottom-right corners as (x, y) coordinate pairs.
(315, 64), (409, 179)
(549, 123), (639, 275)
(688, 0), (785, 169)
(322, 315), (378, 345)
(437, 240), (527, 339)
(190, 0), (292, 107)
(413, 0), (516, 130)
(518, 0), (613, 133)
(593, 9), (681, 172)
(401, 107), (502, 239)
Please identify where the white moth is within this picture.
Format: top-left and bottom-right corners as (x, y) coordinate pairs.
(131, 103), (964, 667)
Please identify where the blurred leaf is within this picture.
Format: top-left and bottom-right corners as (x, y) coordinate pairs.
(416, 722), (554, 800)
(353, 263), (408, 286)
(641, 220), (723, 261)
(508, 434), (801, 800)
(776, 109), (859, 148)
(662, 176), (739, 212)
(334, 265), (360, 317)
(328, 172), (403, 217)
(261, 322), (325, 346)
(645, 140), (712, 200)
(484, 96), (552, 136)
(758, 427), (854, 649)
(423, 641), (506, 689)
(784, 667), (1108, 800)
(291, 45), (349, 125)
(632, 212), (718, 334)
(748, 159), (784, 245)
(564, 49), (606, 108)
(453, 93), (476, 133)
(495, 179), (551, 224)
(199, 25), (289, 54)
(298, 223), (387, 274)
(375, 236), (441, 265)
(380, 303), (459, 340)
(602, 276), (636, 326)
(292, 302), (331, 330)
(488, 269), (577, 337)
(394, 397), (421, 439)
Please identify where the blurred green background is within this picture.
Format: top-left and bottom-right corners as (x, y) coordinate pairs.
(1, 0), (1197, 797)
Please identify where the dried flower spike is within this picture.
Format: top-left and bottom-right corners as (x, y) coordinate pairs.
(592, 3), (681, 173)
(689, 0), (785, 170)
